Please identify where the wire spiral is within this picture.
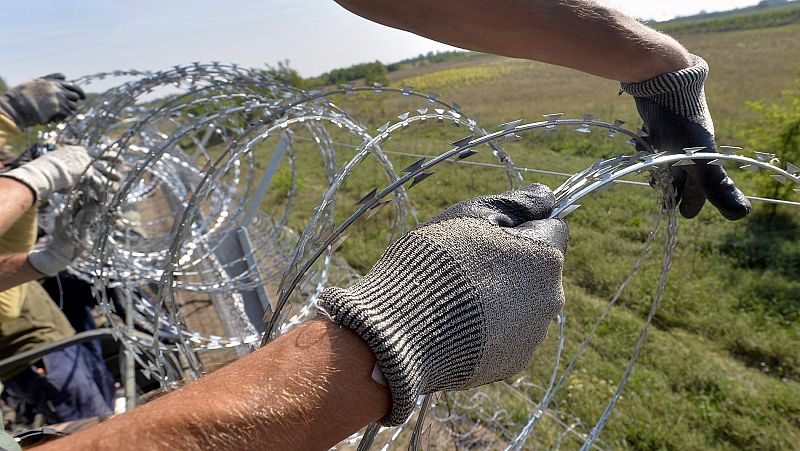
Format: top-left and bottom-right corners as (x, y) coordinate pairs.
(37, 63), (800, 449)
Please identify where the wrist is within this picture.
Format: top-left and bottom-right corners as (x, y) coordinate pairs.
(318, 231), (483, 426)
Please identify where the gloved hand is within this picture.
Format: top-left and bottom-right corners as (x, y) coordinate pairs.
(620, 54), (751, 220)
(0, 145), (119, 203)
(318, 184), (568, 426)
(28, 206), (95, 277)
(0, 74), (85, 128)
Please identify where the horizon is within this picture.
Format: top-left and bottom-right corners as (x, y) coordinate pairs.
(0, 0), (771, 87)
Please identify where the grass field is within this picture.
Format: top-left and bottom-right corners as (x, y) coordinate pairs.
(249, 10), (800, 449)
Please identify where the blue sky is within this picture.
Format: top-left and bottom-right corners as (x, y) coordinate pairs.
(0, 0), (760, 87)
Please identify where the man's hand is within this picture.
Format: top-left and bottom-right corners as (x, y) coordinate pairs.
(621, 55), (751, 220)
(0, 74), (85, 129)
(0, 145), (118, 203)
(28, 205), (96, 277)
(318, 184), (568, 425)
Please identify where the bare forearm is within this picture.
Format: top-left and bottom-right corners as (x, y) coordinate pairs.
(38, 319), (390, 451)
(0, 177), (35, 237)
(334, 0), (691, 82)
(0, 253), (44, 292)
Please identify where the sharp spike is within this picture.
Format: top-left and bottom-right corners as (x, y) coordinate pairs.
(451, 103), (462, 112)
(754, 151), (777, 163)
(451, 134), (474, 148)
(542, 113), (564, 122)
(401, 157), (426, 173)
(409, 172), (435, 189)
(457, 149), (479, 160)
(330, 233), (351, 252)
(718, 145), (741, 155)
(786, 162), (800, 174)
(683, 146), (706, 155)
(417, 108), (428, 115)
(672, 159), (696, 167)
(612, 119), (626, 127)
(377, 122), (390, 133)
(398, 112), (410, 121)
(575, 126), (591, 134)
(740, 164), (760, 173)
(582, 113), (597, 122)
(708, 159), (724, 166)
(636, 128), (649, 138)
(556, 204), (581, 219)
(367, 201), (392, 219)
(771, 174), (789, 185)
(355, 188), (378, 206)
(499, 119), (524, 131)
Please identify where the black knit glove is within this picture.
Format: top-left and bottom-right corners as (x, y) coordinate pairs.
(621, 55), (751, 220)
(318, 184), (568, 426)
(0, 74), (85, 128)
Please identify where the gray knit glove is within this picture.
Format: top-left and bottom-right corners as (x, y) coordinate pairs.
(620, 54), (751, 220)
(0, 74), (85, 128)
(318, 184), (568, 426)
(0, 145), (119, 203)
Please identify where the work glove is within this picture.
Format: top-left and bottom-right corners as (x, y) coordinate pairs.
(0, 145), (120, 203)
(620, 54), (751, 220)
(0, 74), (85, 129)
(28, 206), (96, 277)
(318, 184), (568, 426)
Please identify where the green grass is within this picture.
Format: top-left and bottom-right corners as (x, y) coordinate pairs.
(240, 19), (800, 450)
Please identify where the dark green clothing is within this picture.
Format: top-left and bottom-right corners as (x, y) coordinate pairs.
(0, 281), (74, 380)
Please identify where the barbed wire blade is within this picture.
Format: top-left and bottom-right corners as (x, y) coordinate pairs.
(672, 159), (696, 167)
(786, 162), (799, 174)
(330, 233), (351, 253)
(355, 188), (378, 206)
(499, 119), (523, 131)
(366, 201), (392, 220)
(683, 146), (705, 156)
(451, 135), (474, 148)
(556, 204), (581, 219)
(409, 172), (435, 189)
(718, 145), (742, 155)
(740, 164), (760, 173)
(771, 174), (789, 185)
(754, 151), (776, 162)
(457, 149), (479, 160)
(401, 158), (426, 174)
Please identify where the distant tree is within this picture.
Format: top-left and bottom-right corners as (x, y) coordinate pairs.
(264, 60), (306, 88)
(324, 61), (388, 85)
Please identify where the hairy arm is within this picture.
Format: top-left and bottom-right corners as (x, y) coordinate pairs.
(36, 319), (390, 451)
(0, 253), (43, 294)
(0, 176), (34, 238)
(0, 177), (44, 296)
(334, 0), (692, 82)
